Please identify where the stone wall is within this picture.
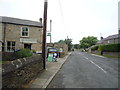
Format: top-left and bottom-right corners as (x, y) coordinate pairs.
(103, 52), (120, 57)
(91, 50), (120, 57)
(2, 54), (43, 88)
(54, 43), (68, 57)
(2, 52), (15, 61)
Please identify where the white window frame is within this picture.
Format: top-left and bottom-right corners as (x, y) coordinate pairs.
(6, 41), (16, 52)
(21, 27), (29, 37)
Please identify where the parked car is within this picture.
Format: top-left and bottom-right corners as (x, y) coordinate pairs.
(47, 48), (59, 58)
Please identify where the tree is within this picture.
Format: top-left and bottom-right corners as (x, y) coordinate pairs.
(57, 40), (65, 43)
(54, 40), (64, 44)
(55, 38), (73, 51)
(79, 36), (98, 49)
(64, 38), (73, 51)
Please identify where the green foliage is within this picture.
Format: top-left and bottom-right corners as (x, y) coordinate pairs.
(79, 36), (98, 49)
(57, 40), (65, 43)
(32, 50), (36, 53)
(91, 45), (99, 51)
(55, 38), (73, 51)
(98, 45), (103, 51)
(64, 38), (73, 51)
(15, 48), (33, 58)
(98, 44), (120, 52)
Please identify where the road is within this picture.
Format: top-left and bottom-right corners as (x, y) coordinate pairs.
(47, 51), (118, 88)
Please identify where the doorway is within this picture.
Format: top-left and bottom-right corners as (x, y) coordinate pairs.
(24, 44), (31, 50)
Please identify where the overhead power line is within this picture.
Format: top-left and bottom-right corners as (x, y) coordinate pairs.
(58, 0), (68, 39)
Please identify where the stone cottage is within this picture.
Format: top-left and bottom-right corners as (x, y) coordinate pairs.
(0, 16), (43, 53)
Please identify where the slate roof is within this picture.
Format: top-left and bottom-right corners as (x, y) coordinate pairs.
(0, 16), (42, 27)
(97, 34), (120, 44)
(103, 34), (120, 40)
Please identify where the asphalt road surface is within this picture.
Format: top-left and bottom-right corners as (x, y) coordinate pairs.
(47, 51), (118, 88)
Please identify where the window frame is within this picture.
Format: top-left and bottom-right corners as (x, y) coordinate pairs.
(6, 41), (16, 52)
(21, 27), (29, 37)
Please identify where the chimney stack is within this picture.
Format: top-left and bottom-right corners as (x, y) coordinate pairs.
(100, 36), (103, 40)
(39, 18), (42, 26)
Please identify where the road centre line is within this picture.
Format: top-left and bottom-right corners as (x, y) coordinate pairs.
(89, 60), (107, 74)
(84, 57), (88, 60)
(79, 53), (107, 74)
(79, 53), (88, 59)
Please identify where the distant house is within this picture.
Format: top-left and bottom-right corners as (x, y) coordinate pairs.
(0, 16), (43, 53)
(97, 33), (120, 45)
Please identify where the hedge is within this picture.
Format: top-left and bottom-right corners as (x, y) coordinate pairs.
(91, 45), (99, 51)
(98, 44), (120, 52)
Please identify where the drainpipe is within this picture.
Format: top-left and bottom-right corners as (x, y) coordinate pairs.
(3, 23), (6, 52)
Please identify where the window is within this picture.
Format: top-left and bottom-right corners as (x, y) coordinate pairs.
(7, 41), (15, 52)
(2, 43), (4, 52)
(21, 27), (29, 37)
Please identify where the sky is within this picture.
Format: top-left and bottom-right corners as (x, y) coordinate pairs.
(0, 0), (119, 44)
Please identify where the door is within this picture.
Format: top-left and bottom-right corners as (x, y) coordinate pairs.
(24, 44), (31, 50)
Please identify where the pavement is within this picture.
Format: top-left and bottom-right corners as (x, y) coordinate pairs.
(26, 52), (71, 89)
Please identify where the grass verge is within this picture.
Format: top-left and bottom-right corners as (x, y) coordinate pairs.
(91, 53), (120, 58)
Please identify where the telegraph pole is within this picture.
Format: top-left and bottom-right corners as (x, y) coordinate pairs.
(50, 20), (52, 43)
(42, 0), (48, 69)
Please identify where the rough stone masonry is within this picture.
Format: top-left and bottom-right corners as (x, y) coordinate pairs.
(2, 54), (43, 88)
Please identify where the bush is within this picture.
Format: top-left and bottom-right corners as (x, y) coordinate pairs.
(91, 45), (99, 51)
(15, 49), (33, 58)
(98, 44), (120, 52)
(98, 45), (103, 51)
(32, 50), (36, 53)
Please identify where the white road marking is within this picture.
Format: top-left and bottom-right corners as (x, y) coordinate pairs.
(84, 57), (88, 60)
(79, 53), (88, 60)
(79, 52), (107, 73)
(89, 60), (107, 74)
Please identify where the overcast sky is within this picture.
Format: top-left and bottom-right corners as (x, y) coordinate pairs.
(0, 0), (119, 44)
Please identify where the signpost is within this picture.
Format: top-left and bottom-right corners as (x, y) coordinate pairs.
(47, 20), (52, 43)
(47, 32), (51, 36)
